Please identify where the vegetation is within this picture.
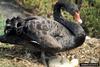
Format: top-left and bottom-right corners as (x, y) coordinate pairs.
(0, 14), (5, 35)
(81, 0), (100, 37)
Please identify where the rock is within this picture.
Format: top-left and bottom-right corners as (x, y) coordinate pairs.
(49, 56), (79, 67)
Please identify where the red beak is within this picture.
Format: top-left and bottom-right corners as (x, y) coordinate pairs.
(73, 11), (82, 24)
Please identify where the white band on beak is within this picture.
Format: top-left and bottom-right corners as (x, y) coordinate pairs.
(78, 19), (83, 24)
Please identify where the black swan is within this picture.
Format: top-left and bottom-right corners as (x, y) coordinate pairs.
(2, 1), (86, 67)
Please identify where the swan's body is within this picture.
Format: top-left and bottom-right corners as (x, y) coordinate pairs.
(5, 15), (85, 52)
(20, 16), (85, 52)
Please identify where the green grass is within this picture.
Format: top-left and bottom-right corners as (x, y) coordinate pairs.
(0, 14), (5, 35)
(80, 0), (100, 37)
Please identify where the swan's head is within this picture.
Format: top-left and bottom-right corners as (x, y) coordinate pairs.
(64, 3), (83, 24)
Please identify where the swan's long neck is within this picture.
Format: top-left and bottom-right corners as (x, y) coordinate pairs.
(53, 2), (65, 22)
(54, 2), (82, 35)
(53, 2), (86, 48)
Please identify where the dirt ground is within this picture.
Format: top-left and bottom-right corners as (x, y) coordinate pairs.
(0, 36), (100, 67)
